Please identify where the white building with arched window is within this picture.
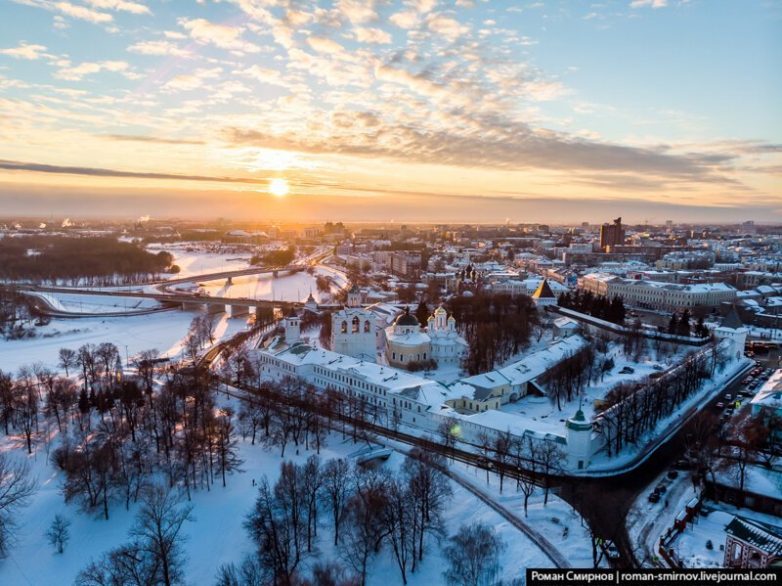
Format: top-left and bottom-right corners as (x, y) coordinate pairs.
(330, 286), (378, 361)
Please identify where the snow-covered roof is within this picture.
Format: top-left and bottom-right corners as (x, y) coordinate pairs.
(454, 409), (567, 443)
(461, 335), (587, 390)
(385, 326), (430, 346)
(259, 343), (459, 407)
(726, 516), (782, 555)
(553, 316), (579, 330)
(751, 369), (782, 411)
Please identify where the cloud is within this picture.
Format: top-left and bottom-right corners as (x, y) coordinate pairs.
(630, 0), (668, 8)
(353, 27), (392, 44)
(238, 65), (289, 88)
(306, 36), (345, 54)
(11, 0), (114, 24)
(389, 10), (420, 29)
(55, 60), (132, 81)
(82, 0), (150, 15)
(179, 17), (260, 54)
(100, 134), (205, 145)
(221, 113), (746, 188)
(163, 67), (222, 92)
(0, 159), (270, 185)
(0, 42), (48, 60)
(337, 0), (377, 25)
(128, 40), (190, 58)
(426, 13), (470, 42)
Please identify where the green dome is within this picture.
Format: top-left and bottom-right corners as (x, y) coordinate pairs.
(566, 409), (592, 431)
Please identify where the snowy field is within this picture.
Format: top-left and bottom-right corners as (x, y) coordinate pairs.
(0, 311), (249, 373)
(0, 431), (547, 586)
(147, 243), (253, 279)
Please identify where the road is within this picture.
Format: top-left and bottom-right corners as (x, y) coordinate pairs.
(557, 360), (752, 568)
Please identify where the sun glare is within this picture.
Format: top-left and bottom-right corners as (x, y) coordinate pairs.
(269, 178), (289, 197)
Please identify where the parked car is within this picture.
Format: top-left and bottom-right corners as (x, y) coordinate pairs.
(715, 402), (725, 409)
(648, 492), (661, 503)
(724, 393), (733, 401)
(655, 484), (667, 495)
(667, 470), (679, 480)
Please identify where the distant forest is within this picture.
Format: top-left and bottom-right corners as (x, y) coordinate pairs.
(0, 237), (174, 284)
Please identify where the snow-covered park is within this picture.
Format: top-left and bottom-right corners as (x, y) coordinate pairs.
(0, 425), (553, 586)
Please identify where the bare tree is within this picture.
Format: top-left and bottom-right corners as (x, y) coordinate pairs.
(340, 467), (390, 586)
(0, 453), (37, 557)
(322, 458), (352, 546)
(402, 450), (452, 568)
(58, 347), (77, 377)
(130, 487), (194, 586)
(46, 514), (71, 554)
(442, 522), (505, 586)
(244, 477), (303, 586)
(381, 478), (414, 584)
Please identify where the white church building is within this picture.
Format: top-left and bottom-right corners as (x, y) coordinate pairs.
(384, 305), (467, 369)
(330, 285), (380, 362)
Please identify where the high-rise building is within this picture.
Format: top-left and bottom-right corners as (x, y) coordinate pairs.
(599, 217), (625, 251)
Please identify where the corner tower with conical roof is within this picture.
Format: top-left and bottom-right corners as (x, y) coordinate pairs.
(715, 303), (749, 361)
(566, 408), (593, 470)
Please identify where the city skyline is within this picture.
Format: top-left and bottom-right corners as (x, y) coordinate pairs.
(0, 0), (780, 222)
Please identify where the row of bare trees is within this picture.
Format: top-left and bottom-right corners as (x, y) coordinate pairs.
(597, 342), (728, 456)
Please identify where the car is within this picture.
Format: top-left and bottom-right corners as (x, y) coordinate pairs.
(655, 484), (667, 494)
(619, 366), (635, 374)
(725, 408), (734, 417)
(739, 390), (754, 398)
(648, 492), (661, 503)
(673, 458), (691, 470)
(724, 394), (733, 401)
(667, 470), (679, 480)
(715, 402), (725, 409)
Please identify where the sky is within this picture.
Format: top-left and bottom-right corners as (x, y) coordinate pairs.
(0, 0), (780, 224)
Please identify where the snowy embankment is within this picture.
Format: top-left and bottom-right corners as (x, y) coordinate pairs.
(29, 291), (162, 314)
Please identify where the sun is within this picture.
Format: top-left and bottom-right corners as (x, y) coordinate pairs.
(268, 178), (289, 197)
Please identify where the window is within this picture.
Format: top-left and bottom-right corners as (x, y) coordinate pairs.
(352, 316), (360, 333)
(341, 321), (347, 333)
(364, 320), (371, 333)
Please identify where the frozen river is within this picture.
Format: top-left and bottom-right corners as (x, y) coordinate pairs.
(197, 266), (347, 302)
